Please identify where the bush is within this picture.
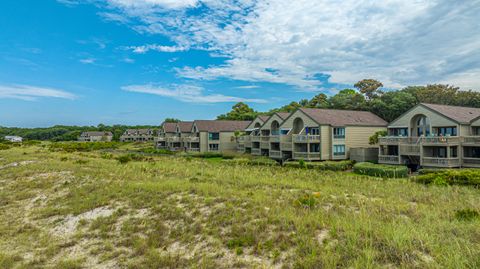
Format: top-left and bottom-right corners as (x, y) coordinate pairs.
(140, 148), (175, 155)
(48, 142), (119, 152)
(0, 144), (11, 150)
(223, 157), (278, 166)
(283, 160), (354, 171)
(455, 209), (480, 221)
(116, 155), (132, 164)
(353, 162), (408, 178)
(414, 169), (480, 187)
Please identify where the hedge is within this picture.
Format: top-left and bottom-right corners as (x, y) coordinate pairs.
(283, 160), (354, 171)
(414, 169), (480, 187)
(223, 157), (278, 166)
(353, 162), (408, 178)
(48, 142), (120, 152)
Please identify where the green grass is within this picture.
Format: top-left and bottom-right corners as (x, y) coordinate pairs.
(0, 145), (479, 268)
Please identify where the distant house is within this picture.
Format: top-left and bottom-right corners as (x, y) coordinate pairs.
(78, 131), (113, 142)
(4, 136), (23, 143)
(120, 129), (156, 142)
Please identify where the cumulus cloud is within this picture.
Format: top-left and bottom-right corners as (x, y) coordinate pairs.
(67, 0), (480, 90)
(122, 84), (267, 103)
(126, 44), (187, 54)
(0, 84), (77, 101)
(79, 58), (96, 64)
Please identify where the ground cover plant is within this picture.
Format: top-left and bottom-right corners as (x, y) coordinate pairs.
(353, 162), (409, 178)
(0, 145), (479, 268)
(414, 169), (480, 187)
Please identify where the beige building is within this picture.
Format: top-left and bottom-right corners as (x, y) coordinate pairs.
(78, 131), (113, 142)
(239, 115), (270, 154)
(120, 129), (156, 142)
(239, 108), (387, 161)
(157, 120), (250, 153)
(378, 103), (480, 168)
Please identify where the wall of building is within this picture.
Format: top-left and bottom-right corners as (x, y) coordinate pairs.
(389, 105), (457, 132)
(321, 125), (331, 160)
(219, 132), (237, 152)
(280, 110), (318, 130)
(345, 126), (386, 157)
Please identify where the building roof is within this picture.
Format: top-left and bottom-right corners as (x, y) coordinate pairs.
(194, 120), (251, 132)
(422, 103), (480, 124)
(177, 121), (194, 133)
(299, 108), (388, 127)
(162, 122), (177, 133)
(258, 115), (270, 122)
(276, 112), (290, 120)
(81, 131), (113, 136)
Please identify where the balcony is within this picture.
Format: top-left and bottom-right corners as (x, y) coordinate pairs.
(251, 148), (261, 155)
(281, 142), (292, 151)
(184, 136), (200, 143)
(293, 135), (320, 143)
(422, 157), (460, 168)
(462, 157), (480, 168)
(462, 136), (480, 145)
(422, 136), (460, 145)
(269, 150), (282, 159)
(251, 136), (261, 142)
(270, 135), (280, 142)
(155, 137), (166, 142)
(379, 137), (417, 144)
(167, 136), (180, 142)
(245, 141), (252, 148)
(237, 144), (245, 150)
(260, 142), (270, 149)
(293, 152), (321, 161)
(378, 155), (400, 165)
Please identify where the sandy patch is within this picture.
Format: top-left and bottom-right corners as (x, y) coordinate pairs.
(52, 207), (115, 237)
(0, 160), (36, 170)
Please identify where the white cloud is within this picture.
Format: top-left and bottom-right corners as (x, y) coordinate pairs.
(0, 84), (77, 101)
(79, 58), (96, 64)
(122, 84), (267, 103)
(83, 0), (480, 90)
(237, 85), (259, 89)
(126, 44), (187, 54)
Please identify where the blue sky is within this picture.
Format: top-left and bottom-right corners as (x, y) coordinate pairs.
(1, 0), (479, 127)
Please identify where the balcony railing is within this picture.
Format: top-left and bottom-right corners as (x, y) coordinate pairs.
(270, 135), (280, 142)
(293, 135), (320, 143)
(293, 152), (321, 160)
(378, 155), (400, 165)
(237, 144), (245, 150)
(399, 144), (420, 155)
(269, 150), (282, 158)
(245, 141), (252, 148)
(462, 136), (480, 144)
(167, 136), (180, 142)
(251, 136), (261, 142)
(260, 142), (270, 149)
(281, 142), (292, 151)
(379, 137), (417, 144)
(184, 136), (199, 143)
(422, 157), (460, 167)
(251, 148), (261, 155)
(462, 157), (480, 167)
(379, 136), (461, 145)
(422, 136), (460, 144)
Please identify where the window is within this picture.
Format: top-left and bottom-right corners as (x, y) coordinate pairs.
(333, 145), (345, 156)
(209, 144), (219, 151)
(389, 128), (408, 136)
(310, 143), (320, 152)
(307, 127), (320, 135)
(333, 128), (345, 139)
(436, 127), (457, 136)
(280, 129), (290, 135)
(208, 132), (220, 140)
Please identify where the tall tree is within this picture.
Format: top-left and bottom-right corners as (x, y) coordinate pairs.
(307, 93), (329, 108)
(217, 102), (258, 120)
(329, 89), (366, 110)
(354, 79), (384, 100)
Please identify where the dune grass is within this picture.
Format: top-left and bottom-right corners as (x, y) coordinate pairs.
(0, 144), (479, 268)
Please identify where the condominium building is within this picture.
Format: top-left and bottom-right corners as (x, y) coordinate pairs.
(78, 131), (113, 142)
(378, 103), (480, 168)
(120, 129), (156, 142)
(157, 120), (250, 153)
(239, 108), (387, 161)
(240, 115), (270, 154)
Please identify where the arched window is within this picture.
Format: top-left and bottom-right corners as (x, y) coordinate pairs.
(292, 118), (304, 134)
(271, 120), (280, 135)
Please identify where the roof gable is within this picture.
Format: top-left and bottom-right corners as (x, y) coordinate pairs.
(162, 122), (177, 133)
(261, 112), (290, 129)
(245, 116), (266, 130)
(177, 121), (194, 133)
(422, 103), (480, 124)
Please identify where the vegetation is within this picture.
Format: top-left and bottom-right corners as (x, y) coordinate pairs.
(284, 160), (354, 171)
(353, 162), (409, 178)
(0, 145), (478, 268)
(414, 169), (480, 187)
(369, 130), (388, 145)
(48, 141), (120, 152)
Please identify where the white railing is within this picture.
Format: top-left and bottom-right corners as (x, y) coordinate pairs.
(399, 144), (420, 155)
(251, 148), (261, 155)
(293, 152), (321, 160)
(463, 136), (480, 144)
(270, 135), (280, 142)
(269, 150), (282, 158)
(251, 136), (261, 142)
(281, 142), (292, 151)
(293, 135), (320, 143)
(462, 157), (480, 166)
(422, 157), (460, 167)
(261, 136), (270, 142)
(422, 137), (460, 144)
(378, 155), (400, 164)
(167, 136), (180, 142)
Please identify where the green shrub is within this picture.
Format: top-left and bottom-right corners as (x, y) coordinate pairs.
(294, 194), (317, 209)
(0, 144), (11, 150)
(418, 168), (448, 175)
(353, 162), (408, 178)
(116, 155), (132, 164)
(223, 157), (278, 166)
(414, 169), (480, 187)
(140, 148), (175, 155)
(455, 209), (480, 221)
(48, 142), (119, 152)
(22, 140), (41, 146)
(283, 160), (354, 171)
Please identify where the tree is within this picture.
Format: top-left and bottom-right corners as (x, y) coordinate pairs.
(328, 89), (366, 110)
(217, 102), (258, 120)
(354, 79), (383, 100)
(307, 93), (329, 108)
(369, 91), (417, 122)
(268, 101), (302, 113)
(164, 118), (180, 123)
(369, 130), (388, 145)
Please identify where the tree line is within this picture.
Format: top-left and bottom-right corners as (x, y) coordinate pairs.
(217, 80), (480, 122)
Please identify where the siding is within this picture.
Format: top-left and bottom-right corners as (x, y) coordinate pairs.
(261, 114), (283, 131)
(219, 132), (237, 152)
(321, 126), (331, 160)
(389, 105), (457, 130)
(246, 117), (265, 130)
(459, 124), (471, 136)
(345, 126), (386, 157)
(199, 132), (208, 152)
(280, 110), (318, 130)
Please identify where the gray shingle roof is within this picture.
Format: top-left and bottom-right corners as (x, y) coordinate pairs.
(422, 103), (480, 124)
(258, 115), (270, 122)
(162, 122), (177, 133)
(194, 120), (251, 132)
(177, 121), (194, 133)
(81, 131), (113, 137)
(124, 129), (154, 135)
(299, 108), (387, 126)
(276, 112), (290, 120)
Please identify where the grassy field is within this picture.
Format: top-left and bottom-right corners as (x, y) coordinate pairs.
(0, 144), (479, 268)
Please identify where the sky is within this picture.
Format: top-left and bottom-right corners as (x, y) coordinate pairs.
(1, 0), (480, 127)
